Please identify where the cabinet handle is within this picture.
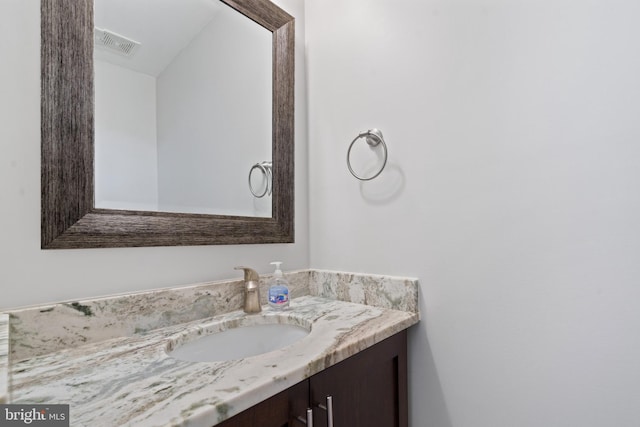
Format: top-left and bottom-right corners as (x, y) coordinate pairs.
(296, 408), (313, 426)
(317, 396), (334, 427)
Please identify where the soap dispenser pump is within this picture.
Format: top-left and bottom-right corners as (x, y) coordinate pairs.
(268, 262), (290, 310)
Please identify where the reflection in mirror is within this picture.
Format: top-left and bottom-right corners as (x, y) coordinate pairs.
(94, 0), (272, 217)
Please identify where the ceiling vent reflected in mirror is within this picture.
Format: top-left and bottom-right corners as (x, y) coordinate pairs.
(94, 27), (141, 58)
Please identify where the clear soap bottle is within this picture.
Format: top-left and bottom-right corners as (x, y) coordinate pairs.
(268, 261), (290, 310)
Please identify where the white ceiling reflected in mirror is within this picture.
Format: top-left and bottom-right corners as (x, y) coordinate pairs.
(93, 0), (272, 217)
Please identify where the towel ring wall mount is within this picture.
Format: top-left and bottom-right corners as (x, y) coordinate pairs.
(347, 128), (388, 181)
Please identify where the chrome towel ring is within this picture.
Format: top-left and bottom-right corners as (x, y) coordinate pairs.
(347, 128), (388, 181)
(248, 161), (272, 198)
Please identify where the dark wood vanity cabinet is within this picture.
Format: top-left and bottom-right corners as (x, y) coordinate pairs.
(215, 381), (309, 427)
(309, 330), (408, 427)
(216, 330), (408, 427)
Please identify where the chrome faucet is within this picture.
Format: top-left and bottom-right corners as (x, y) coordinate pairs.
(234, 266), (262, 314)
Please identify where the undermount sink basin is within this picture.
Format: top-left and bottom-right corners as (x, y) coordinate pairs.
(167, 319), (310, 362)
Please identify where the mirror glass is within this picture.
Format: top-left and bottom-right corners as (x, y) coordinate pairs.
(93, 0), (272, 217)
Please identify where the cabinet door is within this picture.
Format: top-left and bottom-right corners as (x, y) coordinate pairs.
(216, 380), (309, 427)
(309, 330), (408, 427)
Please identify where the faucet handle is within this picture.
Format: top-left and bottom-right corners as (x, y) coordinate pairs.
(234, 266), (260, 283)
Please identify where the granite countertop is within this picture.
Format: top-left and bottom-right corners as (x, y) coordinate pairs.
(3, 270), (420, 426)
(10, 297), (417, 426)
(0, 313), (8, 404)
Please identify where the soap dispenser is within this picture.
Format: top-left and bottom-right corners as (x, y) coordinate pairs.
(268, 262), (290, 310)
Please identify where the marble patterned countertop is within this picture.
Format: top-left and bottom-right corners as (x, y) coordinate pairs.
(2, 270), (419, 426)
(0, 313), (8, 404)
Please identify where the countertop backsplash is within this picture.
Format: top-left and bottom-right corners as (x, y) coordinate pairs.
(4, 270), (419, 363)
(310, 270), (419, 313)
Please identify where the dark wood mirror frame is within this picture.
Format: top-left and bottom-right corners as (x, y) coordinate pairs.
(41, 0), (294, 249)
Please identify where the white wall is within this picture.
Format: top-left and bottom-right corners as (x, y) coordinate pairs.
(0, 0), (308, 310)
(156, 5), (272, 216)
(306, 0), (640, 426)
(94, 60), (159, 211)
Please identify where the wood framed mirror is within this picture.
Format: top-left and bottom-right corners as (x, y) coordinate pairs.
(41, 0), (294, 249)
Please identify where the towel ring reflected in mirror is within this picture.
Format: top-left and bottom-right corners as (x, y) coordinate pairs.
(346, 128), (388, 181)
(249, 161), (273, 198)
